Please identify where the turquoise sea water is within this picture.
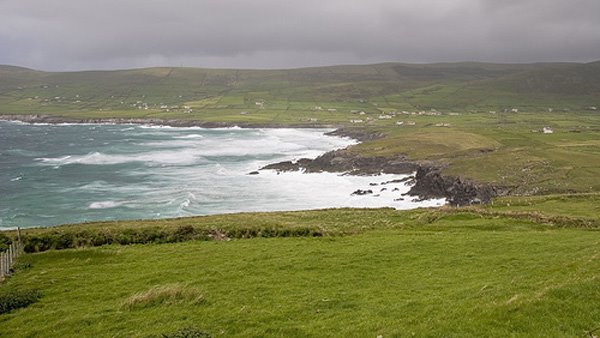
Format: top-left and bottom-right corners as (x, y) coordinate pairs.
(0, 121), (443, 229)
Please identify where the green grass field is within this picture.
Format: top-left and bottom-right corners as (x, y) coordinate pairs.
(1, 196), (599, 337)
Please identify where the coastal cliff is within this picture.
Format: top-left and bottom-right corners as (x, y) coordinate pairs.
(262, 150), (500, 206)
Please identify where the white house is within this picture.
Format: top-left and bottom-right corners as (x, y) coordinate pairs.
(542, 127), (554, 134)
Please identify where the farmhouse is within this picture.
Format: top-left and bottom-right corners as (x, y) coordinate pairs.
(542, 127), (554, 134)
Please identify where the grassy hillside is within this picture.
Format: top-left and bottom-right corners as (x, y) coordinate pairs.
(0, 195), (599, 337)
(0, 62), (598, 117)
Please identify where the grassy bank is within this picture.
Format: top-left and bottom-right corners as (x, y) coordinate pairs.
(0, 195), (599, 337)
(0, 206), (599, 336)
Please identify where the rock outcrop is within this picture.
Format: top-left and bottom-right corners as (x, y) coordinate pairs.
(262, 149), (418, 175)
(261, 150), (500, 206)
(406, 166), (500, 206)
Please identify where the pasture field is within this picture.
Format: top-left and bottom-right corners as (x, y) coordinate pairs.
(1, 195), (599, 337)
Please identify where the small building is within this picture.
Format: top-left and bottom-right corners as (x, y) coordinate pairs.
(327, 108), (337, 112)
(396, 121), (404, 126)
(378, 115), (392, 119)
(350, 119), (364, 124)
(542, 127), (554, 134)
(511, 108), (519, 113)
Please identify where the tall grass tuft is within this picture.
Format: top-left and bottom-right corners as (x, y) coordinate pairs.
(123, 284), (204, 310)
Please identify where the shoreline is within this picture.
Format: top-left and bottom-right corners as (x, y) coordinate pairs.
(1, 113), (501, 206)
(0, 114), (339, 130)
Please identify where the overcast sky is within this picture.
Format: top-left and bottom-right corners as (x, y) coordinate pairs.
(1, 0), (599, 71)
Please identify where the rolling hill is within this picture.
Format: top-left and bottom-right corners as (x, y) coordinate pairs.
(0, 62), (598, 116)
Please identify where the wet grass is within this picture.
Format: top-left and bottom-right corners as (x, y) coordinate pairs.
(1, 196), (599, 337)
(1, 217), (599, 337)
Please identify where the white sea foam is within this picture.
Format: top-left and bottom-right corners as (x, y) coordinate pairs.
(37, 150), (208, 166)
(88, 201), (127, 209)
(174, 134), (204, 139)
(2, 123), (446, 229)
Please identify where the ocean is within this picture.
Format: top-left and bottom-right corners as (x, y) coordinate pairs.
(0, 121), (444, 229)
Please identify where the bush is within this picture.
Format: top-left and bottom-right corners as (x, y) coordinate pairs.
(0, 289), (42, 314)
(0, 233), (12, 253)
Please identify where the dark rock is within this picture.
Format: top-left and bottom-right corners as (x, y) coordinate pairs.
(325, 128), (384, 142)
(248, 171), (259, 175)
(351, 189), (373, 196)
(369, 183), (379, 186)
(301, 149), (418, 175)
(380, 188), (387, 192)
(407, 166), (500, 206)
(380, 176), (414, 185)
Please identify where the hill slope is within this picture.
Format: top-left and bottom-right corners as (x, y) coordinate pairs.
(0, 62), (598, 115)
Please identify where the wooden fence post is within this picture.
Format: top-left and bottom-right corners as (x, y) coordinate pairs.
(0, 251), (4, 278)
(0, 233), (24, 281)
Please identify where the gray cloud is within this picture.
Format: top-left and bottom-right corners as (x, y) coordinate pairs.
(1, 0), (599, 70)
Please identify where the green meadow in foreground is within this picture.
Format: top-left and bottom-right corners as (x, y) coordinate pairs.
(1, 195), (599, 337)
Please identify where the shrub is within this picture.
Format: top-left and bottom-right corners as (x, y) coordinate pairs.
(0, 233), (12, 253)
(0, 289), (42, 314)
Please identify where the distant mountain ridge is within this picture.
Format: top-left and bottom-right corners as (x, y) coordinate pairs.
(0, 61), (598, 113)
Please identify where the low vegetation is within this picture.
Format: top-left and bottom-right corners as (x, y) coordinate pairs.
(0, 233), (11, 252)
(0, 288), (42, 315)
(0, 195), (599, 337)
(123, 284), (204, 310)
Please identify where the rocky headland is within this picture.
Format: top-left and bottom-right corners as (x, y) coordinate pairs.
(261, 146), (501, 206)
